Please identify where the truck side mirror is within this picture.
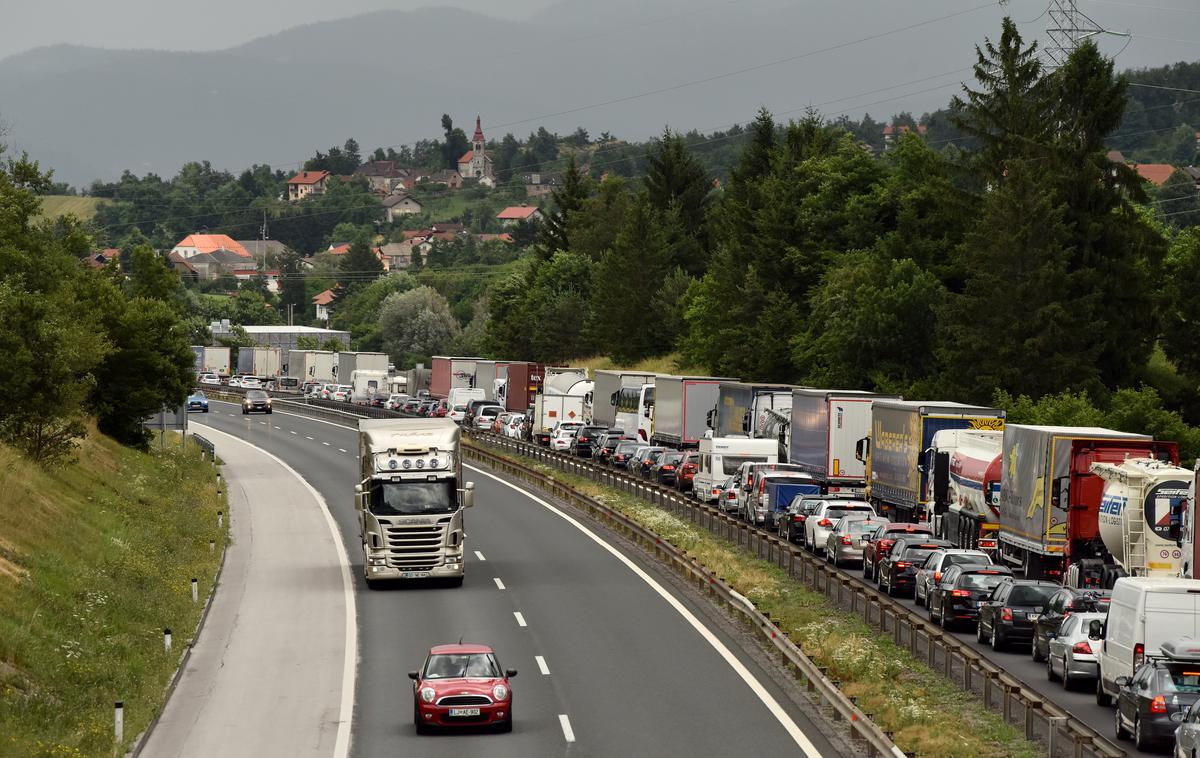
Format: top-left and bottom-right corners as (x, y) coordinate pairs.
(354, 483), (364, 511)
(706, 408), (716, 428)
(461, 481), (476, 508)
(855, 437), (869, 464)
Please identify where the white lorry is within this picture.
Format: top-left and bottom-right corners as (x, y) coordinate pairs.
(355, 418), (474, 587)
(923, 428), (1004, 552)
(532, 368), (591, 445)
(1090, 458), (1193, 582)
(336, 352), (389, 402)
(595, 370), (658, 429)
(288, 350), (337, 383)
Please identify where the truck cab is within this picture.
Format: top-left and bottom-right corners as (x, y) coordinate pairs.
(356, 419), (475, 587)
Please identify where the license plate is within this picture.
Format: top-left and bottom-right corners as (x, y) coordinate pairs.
(1029, 614), (1040, 621)
(400, 571), (430, 579)
(449, 708), (480, 717)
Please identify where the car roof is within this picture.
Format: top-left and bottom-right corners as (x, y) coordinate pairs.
(429, 643), (494, 655)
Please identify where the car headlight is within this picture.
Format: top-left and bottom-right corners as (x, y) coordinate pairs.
(420, 687), (436, 703)
(492, 684), (508, 701)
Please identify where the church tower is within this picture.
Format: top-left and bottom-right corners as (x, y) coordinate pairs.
(471, 116), (486, 178)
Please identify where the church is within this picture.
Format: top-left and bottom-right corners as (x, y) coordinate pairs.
(456, 116), (495, 187)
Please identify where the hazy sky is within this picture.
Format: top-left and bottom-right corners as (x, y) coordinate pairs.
(2, 0), (1197, 64)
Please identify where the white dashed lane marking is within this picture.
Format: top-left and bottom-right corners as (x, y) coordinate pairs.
(536, 656), (550, 676)
(493, 578), (505, 590)
(323, 442), (331, 446)
(290, 430), (298, 435)
(513, 612), (527, 627)
(338, 448), (347, 453)
(559, 714), (575, 743)
(474, 551), (486, 561)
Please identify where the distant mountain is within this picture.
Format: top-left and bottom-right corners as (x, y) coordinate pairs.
(1, 1), (1193, 186)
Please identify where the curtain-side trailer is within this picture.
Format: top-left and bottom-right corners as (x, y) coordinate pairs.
(790, 389), (891, 490)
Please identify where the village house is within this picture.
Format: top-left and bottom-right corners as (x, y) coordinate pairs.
(377, 242), (415, 270)
(522, 172), (559, 199)
(1182, 166), (1200, 191)
(236, 239), (290, 264)
(882, 122), (927, 149)
(85, 248), (120, 269)
(168, 234), (254, 280)
(287, 170), (330, 201)
(456, 116), (495, 187)
(496, 205), (543, 227)
(383, 194), (424, 222)
(313, 289), (335, 322)
(427, 169), (463, 190)
(354, 161), (417, 195)
(1132, 163), (1177, 187)
(228, 268), (281, 294)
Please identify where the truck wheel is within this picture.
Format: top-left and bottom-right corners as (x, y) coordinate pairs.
(447, 576), (464, 588)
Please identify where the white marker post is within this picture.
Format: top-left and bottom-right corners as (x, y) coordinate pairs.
(164, 628), (172, 654)
(190, 578), (199, 603)
(217, 511), (223, 529)
(114, 701), (124, 745)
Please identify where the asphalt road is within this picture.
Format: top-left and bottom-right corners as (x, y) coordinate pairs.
(194, 401), (839, 758)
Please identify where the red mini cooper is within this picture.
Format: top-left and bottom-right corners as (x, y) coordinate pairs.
(410, 644), (517, 733)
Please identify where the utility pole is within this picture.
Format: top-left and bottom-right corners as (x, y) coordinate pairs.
(1045, 0), (1129, 69)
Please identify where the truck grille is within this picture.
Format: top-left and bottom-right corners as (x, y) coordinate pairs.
(385, 520), (450, 569)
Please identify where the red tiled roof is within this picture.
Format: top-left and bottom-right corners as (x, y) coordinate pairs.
(328, 243), (351, 255)
(458, 150), (474, 164)
(288, 170), (330, 185)
(313, 289), (336, 306)
(174, 234), (251, 258)
(496, 206), (540, 220)
(1134, 163), (1177, 186)
(477, 233), (515, 243)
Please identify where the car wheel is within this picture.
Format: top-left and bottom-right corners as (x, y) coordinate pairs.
(496, 717), (513, 734)
(1031, 637), (1045, 662)
(884, 572), (895, 597)
(863, 560), (872, 581)
(415, 706), (429, 735)
(242, 410), (248, 415)
(976, 618), (987, 643)
(990, 623), (1004, 651)
(1096, 677), (1112, 707)
(267, 409), (273, 414)
(1114, 707), (1131, 741)
(203, 408), (209, 413)
(1134, 715), (1152, 751)
(915, 584), (925, 607)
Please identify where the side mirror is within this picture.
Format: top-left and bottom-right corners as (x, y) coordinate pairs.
(1088, 619), (1105, 640)
(505, 668), (518, 678)
(1114, 676), (1131, 688)
(408, 671), (419, 680)
(461, 481), (476, 508)
(354, 483), (364, 511)
(1171, 711), (1187, 723)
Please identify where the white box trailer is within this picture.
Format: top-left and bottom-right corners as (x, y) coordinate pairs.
(533, 379), (593, 445)
(287, 350), (336, 382)
(652, 375), (738, 448)
(236, 347), (282, 378)
(200, 346), (231, 377)
(336, 352), (389, 382)
(594, 370), (658, 428)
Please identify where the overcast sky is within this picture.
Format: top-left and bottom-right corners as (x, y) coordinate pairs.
(2, 0), (1197, 65)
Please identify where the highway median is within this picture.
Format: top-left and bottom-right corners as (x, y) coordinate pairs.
(0, 429), (226, 758)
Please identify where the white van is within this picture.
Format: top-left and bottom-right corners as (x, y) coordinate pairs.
(694, 436), (777, 503)
(1092, 577), (1200, 706)
(449, 387), (486, 410)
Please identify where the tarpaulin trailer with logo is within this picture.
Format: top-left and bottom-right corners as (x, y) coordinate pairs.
(430, 356), (481, 399)
(790, 389), (895, 490)
(496, 362), (546, 412)
(997, 425), (1177, 583)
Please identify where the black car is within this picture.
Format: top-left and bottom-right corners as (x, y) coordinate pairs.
(638, 447), (667, 478)
(465, 399), (493, 420)
(878, 538), (952, 597)
(778, 497), (823, 543)
(862, 522), (935, 582)
(1030, 587), (1111, 663)
(611, 441), (641, 470)
(1114, 644), (1200, 751)
(651, 451), (685, 485)
(569, 425), (608, 457)
(595, 431), (627, 465)
(241, 390), (272, 414)
(928, 564), (1014, 630)
(401, 397), (423, 414)
(976, 578), (1060, 651)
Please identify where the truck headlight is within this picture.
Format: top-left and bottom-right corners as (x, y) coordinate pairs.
(420, 687), (436, 703)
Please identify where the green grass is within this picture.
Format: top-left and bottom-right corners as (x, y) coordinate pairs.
(571, 353), (710, 377)
(476, 441), (1040, 758)
(0, 428), (226, 758)
(417, 193), (471, 221)
(36, 196), (107, 221)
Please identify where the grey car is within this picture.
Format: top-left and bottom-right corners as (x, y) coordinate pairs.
(1046, 612), (1105, 691)
(824, 516), (888, 567)
(1174, 697), (1200, 758)
(913, 549), (992, 608)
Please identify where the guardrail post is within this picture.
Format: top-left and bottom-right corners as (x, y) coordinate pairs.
(1024, 699), (1041, 742)
(1046, 715), (1066, 757)
(927, 632), (938, 668)
(1002, 683), (1013, 724)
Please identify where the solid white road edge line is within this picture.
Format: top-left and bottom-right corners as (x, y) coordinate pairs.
(467, 464), (822, 758)
(194, 423), (357, 758)
(493, 577), (506, 590)
(559, 714), (575, 743)
(474, 551), (486, 561)
(536, 656), (550, 676)
(513, 611), (527, 627)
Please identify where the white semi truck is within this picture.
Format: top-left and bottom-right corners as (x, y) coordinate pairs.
(355, 418), (475, 587)
(923, 428), (1004, 552)
(1089, 458), (1194, 584)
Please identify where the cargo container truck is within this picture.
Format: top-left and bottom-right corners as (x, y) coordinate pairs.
(922, 429), (1003, 552)
(651, 375), (737, 448)
(355, 418), (475, 587)
(790, 390), (891, 492)
(709, 382), (794, 438)
(857, 400), (1005, 524)
(287, 350), (336, 382)
(336, 352), (389, 383)
(1186, 459), (1200, 579)
(1089, 458), (1193, 588)
(474, 361), (503, 402)
(495, 362), (546, 412)
(236, 347), (283, 379)
(430, 356), (482, 398)
(198, 346), (231, 377)
(403, 366), (432, 398)
(614, 382), (656, 442)
(533, 377), (592, 444)
(997, 425), (1177, 582)
(594, 371), (659, 428)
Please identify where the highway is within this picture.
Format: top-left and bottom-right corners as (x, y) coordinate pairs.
(194, 401), (841, 757)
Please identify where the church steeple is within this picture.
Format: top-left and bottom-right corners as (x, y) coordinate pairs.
(473, 115), (484, 151)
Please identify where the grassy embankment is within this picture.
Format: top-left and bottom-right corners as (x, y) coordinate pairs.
(0, 429), (225, 758)
(36, 196), (108, 221)
(572, 353), (709, 377)
(476, 441), (1039, 758)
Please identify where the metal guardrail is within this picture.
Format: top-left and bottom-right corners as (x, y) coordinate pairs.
(468, 432), (1125, 758)
(210, 397), (1122, 758)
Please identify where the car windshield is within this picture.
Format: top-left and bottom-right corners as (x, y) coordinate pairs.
(246, 391), (268, 400)
(1158, 665), (1200, 694)
(845, 520), (880, 536)
(662, 453), (684, 465)
(369, 480), (457, 516)
(945, 554), (991, 567)
(423, 653), (501, 679)
(191, 392), (206, 399)
(1009, 586), (1056, 606)
(959, 573), (1009, 590)
(723, 455), (768, 475)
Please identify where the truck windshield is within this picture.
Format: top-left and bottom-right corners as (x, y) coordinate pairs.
(369, 480), (457, 516)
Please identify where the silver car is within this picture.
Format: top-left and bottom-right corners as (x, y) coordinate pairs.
(1174, 698), (1200, 758)
(804, 499), (876, 555)
(913, 549), (993, 608)
(825, 516), (889, 567)
(1046, 612), (1106, 690)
